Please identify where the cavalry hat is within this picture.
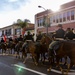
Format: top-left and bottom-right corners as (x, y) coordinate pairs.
(57, 24), (62, 27)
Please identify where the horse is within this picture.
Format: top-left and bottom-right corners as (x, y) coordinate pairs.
(21, 40), (39, 65)
(0, 42), (7, 54)
(48, 40), (75, 74)
(40, 35), (70, 74)
(15, 41), (24, 58)
(40, 35), (52, 62)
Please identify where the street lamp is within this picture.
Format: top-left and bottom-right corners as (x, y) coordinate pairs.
(38, 5), (49, 35)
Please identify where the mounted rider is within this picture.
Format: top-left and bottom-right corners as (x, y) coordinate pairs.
(48, 24), (65, 56)
(36, 31), (42, 42)
(24, 31), (34, 42)
(22, 31), (34, 52)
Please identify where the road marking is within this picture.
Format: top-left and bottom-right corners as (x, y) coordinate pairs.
(14, 64), (47, 75)
(51, 69), (75, 75)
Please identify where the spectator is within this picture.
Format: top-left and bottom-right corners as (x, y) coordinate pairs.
(1, 38), (5, 43)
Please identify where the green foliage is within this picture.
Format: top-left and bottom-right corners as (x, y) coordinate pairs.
(16, 19), (30, 28)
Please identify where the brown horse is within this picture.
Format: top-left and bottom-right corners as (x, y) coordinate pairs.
(40, 35), (70, 74)
(40, 35), (52, 62)
(48, 40), (75, 74)
(21, 41), (39, 65)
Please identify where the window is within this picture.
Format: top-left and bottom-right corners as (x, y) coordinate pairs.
(15, 28), (21, 35)
(63, 12), (66, 22)
(9, 29), (11, 35)
(67, 11), (70, 21)
(53, 16), (55, 23)
(50, 17), (52, 24)
(5, 30), (7, 35)
(59, 14), (62, 22)
(5, 29), (11, 36)
(71, 10), (74, 20)
(56, 15), (59, 23)
(43, 16), (47, 26)
(37, 20), (40, 27)
(2, 30), (4, 36)
(40, 18), (43, 26)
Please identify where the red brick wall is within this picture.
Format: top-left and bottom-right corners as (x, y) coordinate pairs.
(37, 22), (75, 33)
(60, 1), (75, 9)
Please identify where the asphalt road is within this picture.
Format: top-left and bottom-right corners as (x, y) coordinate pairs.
(0, 53), (75, 75)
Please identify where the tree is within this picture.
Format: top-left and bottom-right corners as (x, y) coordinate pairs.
(16, 19), (30, 36)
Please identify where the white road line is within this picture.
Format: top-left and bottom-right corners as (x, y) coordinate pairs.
(14, 64), (47, 75)
(13, 64), (75, 75)
(51, 69), (75, 75)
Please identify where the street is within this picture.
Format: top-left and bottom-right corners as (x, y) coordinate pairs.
(0, 53), (75, 75)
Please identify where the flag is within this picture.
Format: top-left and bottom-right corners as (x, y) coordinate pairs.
(22, 28), (25, 36)
(3, 35), (6, 42)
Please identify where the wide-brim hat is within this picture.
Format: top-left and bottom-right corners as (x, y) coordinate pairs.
(57, 24), (62, 27)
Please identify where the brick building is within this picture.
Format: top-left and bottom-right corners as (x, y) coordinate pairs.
(0, 23), (34, 40)
(35, 0), (75, 36)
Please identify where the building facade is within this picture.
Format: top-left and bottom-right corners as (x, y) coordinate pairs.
(0, 23), (34, 40)
(35, 0), (75, 36)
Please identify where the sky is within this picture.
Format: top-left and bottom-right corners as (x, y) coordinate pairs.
(0, 0), (73, 28)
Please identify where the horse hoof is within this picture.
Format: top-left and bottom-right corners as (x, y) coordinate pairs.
(35, 62), (38, 66)
(23, 61), (26, 64)
(47, 68), (51, 72)
(16, 56), (17, 58)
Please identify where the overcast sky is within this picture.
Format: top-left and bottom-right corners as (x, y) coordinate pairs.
(0, 0), (73, 28)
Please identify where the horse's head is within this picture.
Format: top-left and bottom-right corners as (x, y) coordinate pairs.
(40, 35), (52, 45)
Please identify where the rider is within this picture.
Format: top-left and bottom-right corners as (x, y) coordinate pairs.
(22, 31), (34, 52)
(48, 24), (65, 56)
(36, 31), (42, 42)
(18, 35), (23, 42)
(24, 31), (34, 42)
(64, 28), (74, 40)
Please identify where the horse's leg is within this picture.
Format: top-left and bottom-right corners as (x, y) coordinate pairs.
(23, 52), (27, 63)
(10, 48), (12, 54)
(16, 51), (20, 58)
(18, 51), (20, 59)
(40, 53), (42, 62)
(47, 57), (53, 72)
(2, 49), (3, 54)
(66, 57), (73, 75)
(22, 51), (24, 59)
(63, 56), (67, 66)
(42, 52), (46, 64)
(32, 53), (39, 66)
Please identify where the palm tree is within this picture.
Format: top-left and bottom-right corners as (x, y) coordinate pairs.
(16, 19), (30, 36)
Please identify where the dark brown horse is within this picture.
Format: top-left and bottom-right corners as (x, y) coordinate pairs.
(48, 40), (75, 74)
(40, 35), (52, 62)
(15, 41), (23, 58)
(0, 42), (7, 54)
(40, 35), (70, 74)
